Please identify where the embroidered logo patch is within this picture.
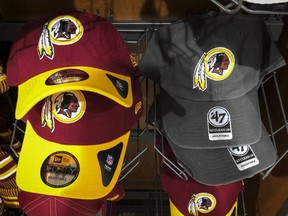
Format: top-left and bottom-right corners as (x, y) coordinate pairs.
(193, 47), (235, 91)
(41, 90), (86, 132)
(188, 193), (216, 215)
(38, 15), (84, 59)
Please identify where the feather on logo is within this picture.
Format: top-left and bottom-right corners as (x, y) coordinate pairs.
(38, 22), (54, 59)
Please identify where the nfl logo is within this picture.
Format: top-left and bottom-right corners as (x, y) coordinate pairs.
(106, 155), (114, 166)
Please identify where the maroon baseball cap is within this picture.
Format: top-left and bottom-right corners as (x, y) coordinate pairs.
(7, 10), (141, 119)
(18, 182), (125, 216)
(155, 133), (244, 215)
(16, 75), (142, 199)
(160, 152), (244, 216)
(161, 164), (244, 216)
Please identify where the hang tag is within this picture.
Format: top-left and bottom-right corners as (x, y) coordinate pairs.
(228, 145), (259, 171)
(207, 106), (233, 141)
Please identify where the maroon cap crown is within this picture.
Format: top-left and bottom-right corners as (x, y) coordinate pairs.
(18, 182), (125, 216)
(7, 10), (140, 86)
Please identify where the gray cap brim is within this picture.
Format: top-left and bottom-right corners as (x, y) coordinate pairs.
(160, 88), (262, 149)
(166, 126), (277, 185)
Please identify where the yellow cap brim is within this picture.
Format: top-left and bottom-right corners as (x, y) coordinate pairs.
(16, 66), (132, 119)
(16, 120), (130, 199)
(169, 199), (184, 216)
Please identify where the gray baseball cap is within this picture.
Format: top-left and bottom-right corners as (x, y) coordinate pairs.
(148, 97), (277, 185)
(139, 12), (286, 149)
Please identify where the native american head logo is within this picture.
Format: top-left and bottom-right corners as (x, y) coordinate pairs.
(187, 193), (216, 215)
(38, 15), (84, 60)
(193, 47), (235, 91)
(41, 91), (86, 132)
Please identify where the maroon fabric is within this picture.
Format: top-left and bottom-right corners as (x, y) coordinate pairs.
(158, 134), (244, 215)
(19, 182), (125, 216)
(7, 10), (141, 87)
(25, 81), (142, 144)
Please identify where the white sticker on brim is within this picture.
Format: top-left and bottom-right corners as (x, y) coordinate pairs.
(41, 151), (80, 188)
(207, 106), (232, 140)
(228, 145), (259, 171)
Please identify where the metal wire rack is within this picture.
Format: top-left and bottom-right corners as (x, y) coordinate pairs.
(120, 6), (288, 214)
(0, 2), (288, 214)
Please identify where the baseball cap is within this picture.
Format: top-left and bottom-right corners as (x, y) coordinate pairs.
(149, 97), (277, 185)
(139, 12), (286, 149)
(161, 164), (244, 216)
(156, 133), (244, 215)
(16, 79), (143, 199)
(7, 10), (141, 119)
(18, 182), (125, 216)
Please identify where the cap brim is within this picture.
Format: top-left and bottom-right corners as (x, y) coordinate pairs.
(16, 66), (133, 119)
(17, 120), (130, 199)
(166, 126), (277, 185)
(159, 88), (262, 149)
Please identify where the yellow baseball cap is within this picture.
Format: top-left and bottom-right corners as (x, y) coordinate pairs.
(17, 84), (143, 199)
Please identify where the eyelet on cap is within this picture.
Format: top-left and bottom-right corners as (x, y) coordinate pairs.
(193, 36), (199, 41)
(237, 31), (244, 37)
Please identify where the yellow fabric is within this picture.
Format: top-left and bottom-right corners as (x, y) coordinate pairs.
(0, 73), (8, 94)
(0, 72), (6, 82)
(226, 199), (238, 216)
(170, 199), (184, 216)
(16, 66), (132, 119)
(16, 120), (130, 199)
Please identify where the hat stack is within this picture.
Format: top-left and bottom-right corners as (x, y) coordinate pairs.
(6, 10), (143, 214)
(139, 12), (285, 186)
